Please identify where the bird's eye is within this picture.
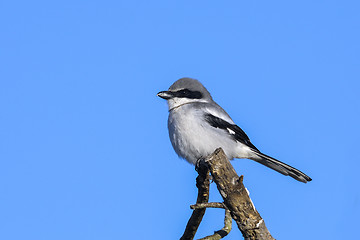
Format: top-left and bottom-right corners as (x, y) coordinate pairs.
(178, 89), (188, 95)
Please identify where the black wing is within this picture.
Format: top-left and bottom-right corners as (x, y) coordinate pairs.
(204, 113), (259, 151)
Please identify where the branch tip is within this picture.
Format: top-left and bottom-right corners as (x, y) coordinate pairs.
(238, 175), (244, 184)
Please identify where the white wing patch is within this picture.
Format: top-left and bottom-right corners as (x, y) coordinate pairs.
(227, 128), (235, 135)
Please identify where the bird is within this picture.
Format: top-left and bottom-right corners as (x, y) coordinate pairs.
(157, 78), (312, 183)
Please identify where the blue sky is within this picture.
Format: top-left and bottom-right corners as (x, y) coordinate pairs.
(0, 1), (359, 239)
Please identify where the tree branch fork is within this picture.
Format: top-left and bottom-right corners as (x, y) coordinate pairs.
(180, 148), (275, 240)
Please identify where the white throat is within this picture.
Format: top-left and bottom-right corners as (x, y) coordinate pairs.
(167, 97), (208, 111)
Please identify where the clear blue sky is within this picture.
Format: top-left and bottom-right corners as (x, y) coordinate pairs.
(1, 1), (359, 239)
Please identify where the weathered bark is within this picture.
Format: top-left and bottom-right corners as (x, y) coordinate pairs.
(180, 164), (210, 240)
(203, 148), (275, 240)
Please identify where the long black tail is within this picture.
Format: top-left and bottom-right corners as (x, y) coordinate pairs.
(251, 151), (312, 183)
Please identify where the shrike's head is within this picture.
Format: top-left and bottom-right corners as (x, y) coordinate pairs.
(157, 78), (213, 110)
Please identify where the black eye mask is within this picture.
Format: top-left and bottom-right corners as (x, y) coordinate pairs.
(173, 89), (203, 99)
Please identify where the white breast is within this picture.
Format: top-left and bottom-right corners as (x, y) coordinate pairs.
(167, 104), (247, 164)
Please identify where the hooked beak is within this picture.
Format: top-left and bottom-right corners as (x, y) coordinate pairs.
(157, 91), (173, 100)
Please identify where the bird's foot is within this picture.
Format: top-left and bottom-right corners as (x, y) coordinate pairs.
(195, 158), (202, 172)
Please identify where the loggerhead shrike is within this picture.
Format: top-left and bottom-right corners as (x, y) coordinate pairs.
(157, 78), (312, 183)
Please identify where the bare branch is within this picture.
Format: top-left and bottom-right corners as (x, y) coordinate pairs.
(180, 164), (210, 240)
(181, 148), (275, 240)
(204, 148), (275, 240)
(190, 202), (225, 210)
(198, 209), (232, 240)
